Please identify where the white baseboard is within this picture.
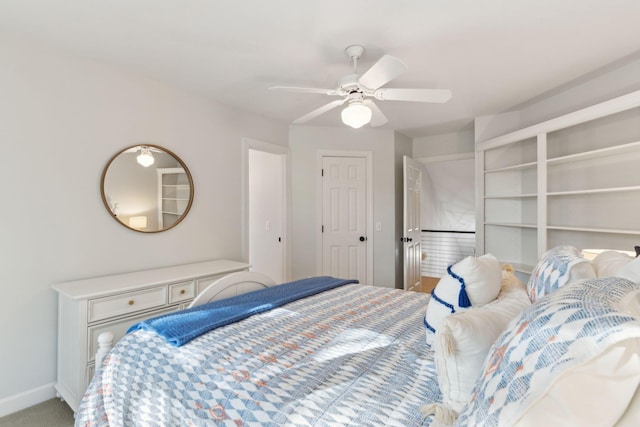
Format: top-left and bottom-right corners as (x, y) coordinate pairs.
(0, 383), (57, 418)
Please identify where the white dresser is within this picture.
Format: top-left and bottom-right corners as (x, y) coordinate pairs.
(52, 259), (250, 412)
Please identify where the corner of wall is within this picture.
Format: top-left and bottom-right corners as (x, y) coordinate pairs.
(474, 110), (522, 143)
(0, 383), (57, 418)
(413, 128), (474, 159)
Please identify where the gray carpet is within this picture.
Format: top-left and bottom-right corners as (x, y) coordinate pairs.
(0, 399), (74, 427)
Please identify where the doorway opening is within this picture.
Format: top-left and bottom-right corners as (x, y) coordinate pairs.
(243, 138), (289, 283)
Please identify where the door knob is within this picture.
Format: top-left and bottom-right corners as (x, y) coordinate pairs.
(359, 236), (367, 242)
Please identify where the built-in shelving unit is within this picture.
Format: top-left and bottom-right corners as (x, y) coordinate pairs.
(157, 167), (190, 228)
(476, 90), (640, 276)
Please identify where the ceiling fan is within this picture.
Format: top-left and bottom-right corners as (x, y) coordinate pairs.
(123, 145), (163, 167)
(270, 45), (452, 128)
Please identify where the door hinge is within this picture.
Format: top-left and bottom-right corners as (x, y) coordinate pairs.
(322, 225), (324, 233)
(321, 168), (324, 177)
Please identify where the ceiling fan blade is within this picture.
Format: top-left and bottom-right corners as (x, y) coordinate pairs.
(364, 100), (388, 127)
(374, 88), (452, 103)
(269, 86), (341, 96)
(292, 99), (346, 124)
(358, 55), (408, 90)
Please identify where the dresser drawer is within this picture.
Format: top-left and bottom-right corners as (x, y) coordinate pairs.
(169, 280), (196, 303)
(197, 274), (227, 294)
(87, 305), (179, 363)
(88, 287), (167, 323)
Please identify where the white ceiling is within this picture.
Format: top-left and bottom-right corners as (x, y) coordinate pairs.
(1, 0), (639, 137)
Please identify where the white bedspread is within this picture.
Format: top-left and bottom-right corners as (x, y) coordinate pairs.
(76, 284), (440, 426)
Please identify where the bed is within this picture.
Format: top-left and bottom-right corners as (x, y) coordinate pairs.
(76, 273), (441, 426)
(75, 248), (640, 427)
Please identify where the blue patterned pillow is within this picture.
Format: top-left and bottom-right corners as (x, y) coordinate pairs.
(455, 277), (640, 426)
(526, 245), (595, 302)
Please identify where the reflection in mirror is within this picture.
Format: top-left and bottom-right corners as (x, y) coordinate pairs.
(101, 144), (194, 233)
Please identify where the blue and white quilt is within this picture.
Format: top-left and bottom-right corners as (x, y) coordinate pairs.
(75, 283), (440, 426)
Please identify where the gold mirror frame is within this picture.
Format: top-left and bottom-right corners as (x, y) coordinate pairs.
(100, 144), (194, 233)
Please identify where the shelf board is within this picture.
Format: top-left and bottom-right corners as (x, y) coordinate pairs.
(161, 198), (190, 201)
(485, 222), (538, 229)
(484, 161), (537, 174)
(547, 186), (640, 196)
(485, 193), (537, 199)
(547, 225), (640, 235)
(547, 140), (640, 165)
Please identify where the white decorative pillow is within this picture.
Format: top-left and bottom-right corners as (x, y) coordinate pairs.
(593, 250), (634, 278)
(455, 277), (640, 427)
(619, 255), (640, 284)
(434, 275), (531, 413)
(511, 338), (640, 427)
(526, 245), (595, 302)
(424, 254), (501, 346)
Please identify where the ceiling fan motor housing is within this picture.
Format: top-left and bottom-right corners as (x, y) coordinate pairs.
(338, 74), (360, 93)
(346, 91), (365, 105)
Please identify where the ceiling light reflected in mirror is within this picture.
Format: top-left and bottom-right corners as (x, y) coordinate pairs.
(136, 146), (155, 167)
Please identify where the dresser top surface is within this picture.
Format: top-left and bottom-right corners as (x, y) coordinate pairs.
(52, 259), (250, 299)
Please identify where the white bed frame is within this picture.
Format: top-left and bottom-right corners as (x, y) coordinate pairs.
(95, 271), (277, 363)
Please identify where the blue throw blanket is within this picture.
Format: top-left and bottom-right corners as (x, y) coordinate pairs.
(127, 276), (358, 346)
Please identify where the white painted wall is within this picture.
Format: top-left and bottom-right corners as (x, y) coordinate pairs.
(413, 129), (475, 231)
(289, 125), (399, 288)
(413, 127), (474, 158)
(420, 159), (475, 231)
(476, 55), (640, 142)
(0, 36), (288, 413)
(517, 55), (640, 130)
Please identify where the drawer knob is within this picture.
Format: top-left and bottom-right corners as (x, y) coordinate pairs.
(128, 300), (134, 305)
(180, 289), (186, 295)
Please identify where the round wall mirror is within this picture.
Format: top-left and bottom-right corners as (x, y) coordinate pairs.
(101, 144), (194, 233)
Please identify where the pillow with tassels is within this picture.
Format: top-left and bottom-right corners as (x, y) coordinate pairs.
(422, 266), (531, 423)
(424, 253), (502, 346)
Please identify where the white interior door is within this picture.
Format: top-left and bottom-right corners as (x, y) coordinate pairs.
(247, 146), (286, 283)
(403, 156), (422, 291)
(321, 156), (367, 283)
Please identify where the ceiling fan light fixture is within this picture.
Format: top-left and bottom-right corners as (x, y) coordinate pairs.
(341, 102), (372, 128)
(137, 146), (155, 167)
